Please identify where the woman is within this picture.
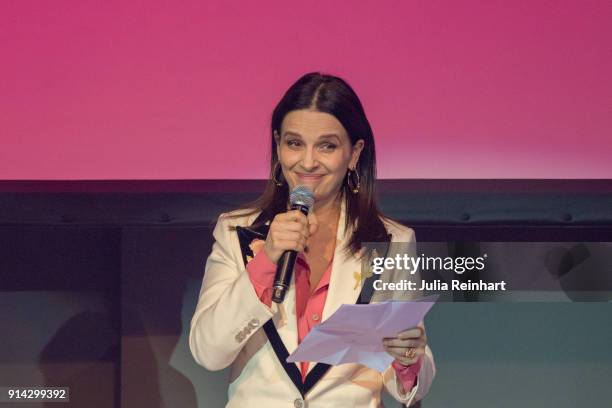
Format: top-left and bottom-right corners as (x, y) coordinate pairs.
(189, 72), (435, 407)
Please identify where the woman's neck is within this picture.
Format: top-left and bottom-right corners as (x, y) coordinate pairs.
(311, 194), (342, 226)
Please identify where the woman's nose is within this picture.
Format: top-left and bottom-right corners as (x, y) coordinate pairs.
(301, 148), (319, 170)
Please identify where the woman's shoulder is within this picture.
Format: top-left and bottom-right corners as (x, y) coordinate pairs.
(378, 215), (416, 242)
(216, 207), (263, 228)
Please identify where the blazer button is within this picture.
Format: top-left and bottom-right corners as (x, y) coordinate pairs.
(235, 332), (244, 343)
(249, 318), (260, 328)
(293, 398), (304, 408)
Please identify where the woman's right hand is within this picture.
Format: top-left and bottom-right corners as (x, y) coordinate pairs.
(264, 210), (318, 264)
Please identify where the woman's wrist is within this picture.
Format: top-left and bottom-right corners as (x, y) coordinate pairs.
(392, 356), (422, 374)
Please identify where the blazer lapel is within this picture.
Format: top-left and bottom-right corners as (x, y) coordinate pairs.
(234, 211), (300, 356)
(235, 211), (303, 394)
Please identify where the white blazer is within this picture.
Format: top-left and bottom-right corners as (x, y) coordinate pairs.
(189, 199), (435, 407)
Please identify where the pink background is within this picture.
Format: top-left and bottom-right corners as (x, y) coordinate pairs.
(1, 0), (610, 180)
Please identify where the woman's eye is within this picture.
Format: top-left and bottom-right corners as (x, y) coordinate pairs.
(286, 140), (302, 148)
(319, 143), (337, 151)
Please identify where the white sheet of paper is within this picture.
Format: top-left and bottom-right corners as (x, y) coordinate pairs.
(286, 295), (438, 372)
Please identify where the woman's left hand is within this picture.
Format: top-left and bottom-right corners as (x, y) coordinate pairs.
(382, 322), (427, 366)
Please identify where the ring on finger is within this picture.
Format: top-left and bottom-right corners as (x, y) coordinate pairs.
(404, 348), (417, 360)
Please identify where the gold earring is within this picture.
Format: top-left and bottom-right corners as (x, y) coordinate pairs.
(272, 161), (284, 187)
(347, 168), (360, 193)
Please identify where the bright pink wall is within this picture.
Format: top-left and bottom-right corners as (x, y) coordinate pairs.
(1, 1), (610, 180)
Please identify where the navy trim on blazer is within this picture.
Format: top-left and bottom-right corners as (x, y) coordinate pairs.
(235, 210), (392, 397)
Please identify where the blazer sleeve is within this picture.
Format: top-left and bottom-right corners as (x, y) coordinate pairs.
(377, 227), (437, 406)
(189, 213), (275, 371)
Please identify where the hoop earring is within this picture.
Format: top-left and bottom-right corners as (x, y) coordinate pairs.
(272, 161), (284, 187)
(347, 168), (360, 193)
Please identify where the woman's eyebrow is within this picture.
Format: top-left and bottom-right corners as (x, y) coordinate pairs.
(283, 131), (341, 141)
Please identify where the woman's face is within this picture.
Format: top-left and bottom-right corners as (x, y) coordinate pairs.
(275, 109), (364, 208)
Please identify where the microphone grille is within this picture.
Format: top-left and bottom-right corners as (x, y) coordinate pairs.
(289, 186), (315, 209)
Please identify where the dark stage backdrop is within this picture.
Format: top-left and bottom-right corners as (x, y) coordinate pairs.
(1, 179), (611, 407)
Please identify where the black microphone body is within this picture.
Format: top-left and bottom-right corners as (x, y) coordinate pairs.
(272, 187), (314, 303)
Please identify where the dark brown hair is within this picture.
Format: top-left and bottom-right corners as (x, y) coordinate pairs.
(227, 72), (390, 255)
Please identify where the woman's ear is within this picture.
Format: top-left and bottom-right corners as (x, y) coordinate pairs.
(350, 139), (365, 169)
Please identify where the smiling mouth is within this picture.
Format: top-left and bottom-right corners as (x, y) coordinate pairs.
(296, 173), (324, 180)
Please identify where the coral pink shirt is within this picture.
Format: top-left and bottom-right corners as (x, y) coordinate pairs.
(246, 249), (421, 390)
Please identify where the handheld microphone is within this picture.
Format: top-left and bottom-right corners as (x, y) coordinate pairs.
(272, 186), (315, 303)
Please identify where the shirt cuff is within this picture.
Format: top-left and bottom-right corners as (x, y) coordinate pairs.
(391, 356), (423, 392)
(246, 250), (277, 307)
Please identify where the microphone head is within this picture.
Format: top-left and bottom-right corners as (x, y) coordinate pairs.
(289, 185), (315, 210)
